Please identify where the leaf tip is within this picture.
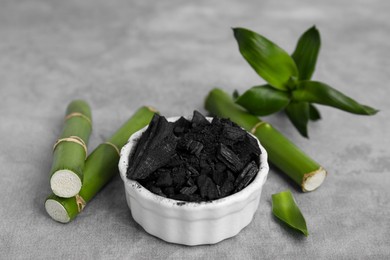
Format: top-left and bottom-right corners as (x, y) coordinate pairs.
(365, 106), (379, 115)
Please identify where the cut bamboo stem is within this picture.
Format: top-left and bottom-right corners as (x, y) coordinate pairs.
(50, 100), (92, 198)
(45, 106), (157, 223)
(205, 88), (326, 192)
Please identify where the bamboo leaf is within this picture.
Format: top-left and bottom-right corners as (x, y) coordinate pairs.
(236, 85), (291, 116)
(309, 104), (321, 121)
(291, 26), (321, 80)
(293, 81), (378, 115)
(233, 28), (299, 91)
(272, 190), (309, 236)
(285, 102), (310, 138)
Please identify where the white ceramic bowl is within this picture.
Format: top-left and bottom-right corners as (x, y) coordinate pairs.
(118, 117), (269, 246)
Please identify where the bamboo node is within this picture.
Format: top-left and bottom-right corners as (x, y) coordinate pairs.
(250, 122), (267, 134)
(145, 106), (158, 113)
(65, 112), (92, 126)
(104, 142), (120, 156)
(53, 136), (88, 158)
(75, 194), (86, 212)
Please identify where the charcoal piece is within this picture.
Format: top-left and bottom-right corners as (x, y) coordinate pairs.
(187, 165), (200, 176)
(170, 194), (190, 201)
(197, 175), (218, 200)
(188, 156), (199, 167)
(127, 113), (160, 179)
(180, 185), (198, 195)
(187, 177), (195, 187)
(173, 117), (191, 136)
(146, 185), (166, 197)
(234, 161), (258, 192)
(132, 135), (177, 179)
(187, 194), (202, 202)
(191, 110), (210, 127)
(226, 170), (235, 182)
(127, 114), (177, 180)
(212, 170), (227, 186)
(166, 154), (183, 167)
(148, 116), (175, 150)
(247, 134), (261, 154)
(199, 157), (212, 174)
(220, 180), (234, 196)
(155, 170), (173, 187)
(179, 138), (204, 157)
(234, 135), (261, 164)
(214, 162), (227, 173)
(217, 143), (243, 172)
(162, 187), (175, 197)
(222, 125), (246, 141)
(220, 118), (234, 127)
(172, 167), (187, 187)
(216, 185), (221, 197)
(211, 117), (222, 125)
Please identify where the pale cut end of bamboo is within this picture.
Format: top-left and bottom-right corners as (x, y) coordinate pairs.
(50, 169), (82, 198)
(302, 167), (327, 192)
(45, 199), (70, 223)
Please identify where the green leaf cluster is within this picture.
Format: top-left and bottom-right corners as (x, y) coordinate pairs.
(233, 26), (378, 137)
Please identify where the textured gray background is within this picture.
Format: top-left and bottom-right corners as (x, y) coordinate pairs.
(1, 0), (389, 259)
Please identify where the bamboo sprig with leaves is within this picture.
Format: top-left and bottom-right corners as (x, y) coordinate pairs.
(233, 26), (378, 137)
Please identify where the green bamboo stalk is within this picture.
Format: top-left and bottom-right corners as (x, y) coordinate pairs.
(50, 100), (92, 198)
(205, 88), (326, 192)
(45, 106), (157, 223)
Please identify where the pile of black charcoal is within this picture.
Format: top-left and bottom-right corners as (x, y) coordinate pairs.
(126, 111), (261, 202)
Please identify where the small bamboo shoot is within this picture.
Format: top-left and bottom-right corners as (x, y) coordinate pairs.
(50, 100), (92, 198)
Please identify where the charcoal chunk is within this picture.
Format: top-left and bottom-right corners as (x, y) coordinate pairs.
(127, 114), (177, 180)
(173, 117), (191, 136)
(217, 143), (243, 172)
(235, 161), (258, 192)
(214, 162), (227, 173)
(212, 169), (227, 186)
(132, 135), (177, 179)
(165, 154), (183, 167)
(187, 165), (200, 177)
(187, 177), (195, 186)
(220, 180), (234, 196)
(197, 175), (218, 200)
(146, 185), (166, 197)
(155, 170), (173, 187)
(162, 187), (175, 197)
(222, 125), (246, 141)
(178, 138), (203, 157)
(191, 110), (210, 127)
(127, 114), (160, 179)
(172, 167), (187, 187)
(180, 185), (198, 195)
(170, 194), (190, 201)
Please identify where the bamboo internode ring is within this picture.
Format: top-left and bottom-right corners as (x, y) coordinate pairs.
(146, 106), (158, 113)
(65, 112), (92, 126)
(75, 194), (86, 212)
(250, 121), (267, 134)
(104, 142), (120, 156)
(53, 136), (88, 158)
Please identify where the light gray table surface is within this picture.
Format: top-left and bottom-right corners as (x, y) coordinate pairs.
(1, 0), (389, 259)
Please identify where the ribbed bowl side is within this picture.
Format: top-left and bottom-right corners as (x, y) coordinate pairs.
(125, 181), (264, 246)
